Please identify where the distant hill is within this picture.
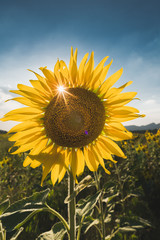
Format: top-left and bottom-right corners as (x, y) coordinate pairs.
(0, 130), (7, 134)
(125, 123), (160, 131)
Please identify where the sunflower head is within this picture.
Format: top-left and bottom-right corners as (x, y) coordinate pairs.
(44, 87), (106, 148)
(1, 47), (145, 186)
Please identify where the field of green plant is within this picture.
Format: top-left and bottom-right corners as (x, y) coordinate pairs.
(0, 130), (160, 240)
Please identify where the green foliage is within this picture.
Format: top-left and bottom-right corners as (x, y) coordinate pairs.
(76, 191), (101, 218)
(0, 189), (50, 232)
(36, 222), (67, 240)
(0, 199), (10, 215)
(0, 130), (160, 239)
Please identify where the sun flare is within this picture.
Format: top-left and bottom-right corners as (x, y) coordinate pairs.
(58, 85), (65, 92)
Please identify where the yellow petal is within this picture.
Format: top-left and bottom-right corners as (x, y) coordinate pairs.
(40, 67), (57, 85)
(51, 164), (61, 186)
(28, 69), (53, 94)
(99, 135), (126, 158)
(1, 113), (42, 122)
(78, 53), (89, 86)
(29, 80), (51, 98)
(50, 151), (67, 185)
(92, 60), (113, 89)
(104, 127), (133, 141)
(58, 152), (69, 183)
(108, 106), (139, 115)
(70, 59), (77, 85)
(5, 107), (43, 117)
(6, 97), (40, 108)
(54, 60), (67, 86)
(9, 127), (44, 141)
(95, 141), (117, 163)
(59, 60), (69, 80)
(84, 52), (94, 83)
(40, 142), (54, 154)
(73, 48), (78, 63)
(104, 81), (133, 99)
(32, 138), (49, 155)
(83, 146), (99, 171)
(23, 156), (33, 167)
(109, 114), (145, 122)
(58, 166), (67, 183)
(91, 145), (111, 174)
(17, 84), (45, 100)
(94, 56), (109, 73)
(106, 121), (127, 132)
(30, 160), (41, 168)
(15, 137), (48, 156)
(11, 136), (45, 154)
(99, 68), (123, 96)
(69, 48), (78, 86)
(76, 149), (85, 176)
(106, 92), (137, 106)
(33, 146), (57, 185)
(8, 121), (40, 133)
(41, 159), (55, 186)
(10, 90), (47, 105)
(13, 132), (44, 146)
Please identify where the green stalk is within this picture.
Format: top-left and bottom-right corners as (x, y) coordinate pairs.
(77, 215), (84, 240)
(68, 172), (76, 240)
(0, 221), (5, 240)
(114, 163), (125, 213)
(45, 204), (70, 234)
(94, 172), (105, 240)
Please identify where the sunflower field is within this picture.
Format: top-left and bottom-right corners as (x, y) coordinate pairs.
(0, 129), (160, 240)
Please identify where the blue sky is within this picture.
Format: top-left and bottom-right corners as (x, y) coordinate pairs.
(0, 0), (160, 130)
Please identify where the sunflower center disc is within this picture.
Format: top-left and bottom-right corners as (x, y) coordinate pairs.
(44, 87), (105, 148)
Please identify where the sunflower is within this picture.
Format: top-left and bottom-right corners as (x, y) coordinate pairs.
(1, 48), (144, 186)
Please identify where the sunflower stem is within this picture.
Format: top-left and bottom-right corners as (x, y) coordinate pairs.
(94, 172), (105, 240)
(44, 204), (70, 234)
(68, 171), (76, 240)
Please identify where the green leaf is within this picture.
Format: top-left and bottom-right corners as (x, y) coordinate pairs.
(84, 219), (99, 233)
(105, 228), (120, 240)
(137, 217), (152, 227)
(103, 193), (119, 204)
(119, 226), (136, 232)
(120, 193), (138, 203)
(36, 222), (67, 240)
(104, 214), (112, 223)
(0, 188), (50, 232)
(10, 227), (24, 240)
(76, 191), (101, 217)
(130, 225), (144, 229)
(64, 175), (93, 203)
(119, 215), (152, 229)
(0, 199), (10, 215)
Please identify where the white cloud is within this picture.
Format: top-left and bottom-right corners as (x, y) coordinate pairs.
(143, 99), (156, 105)
(0, 88), (12, 101)
(125, 96), (160, 126)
